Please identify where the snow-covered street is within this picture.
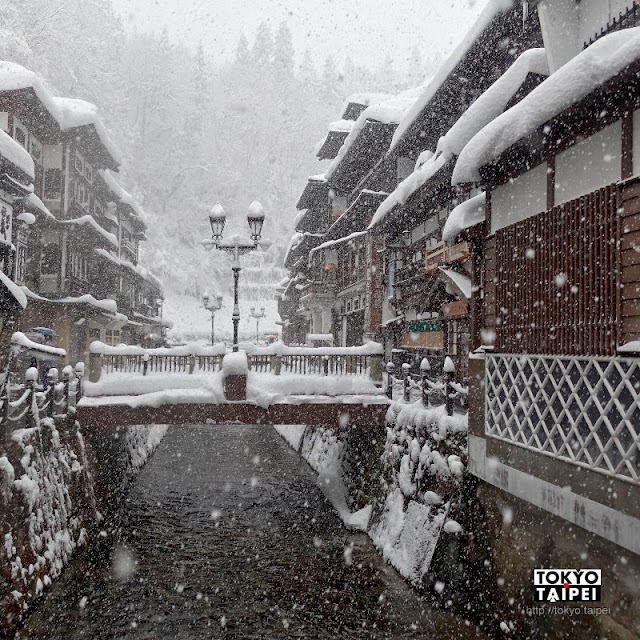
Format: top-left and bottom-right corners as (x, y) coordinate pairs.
(17, 424), (486, 639)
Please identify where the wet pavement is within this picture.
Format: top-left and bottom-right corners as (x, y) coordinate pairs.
(19, 425), (488, 639)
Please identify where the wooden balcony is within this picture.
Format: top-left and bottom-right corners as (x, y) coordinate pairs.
(424, 241), (472, 271)
(424, 242), (447, 273)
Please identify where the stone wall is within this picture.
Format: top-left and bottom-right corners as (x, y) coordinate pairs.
(0, 416), (167, 635)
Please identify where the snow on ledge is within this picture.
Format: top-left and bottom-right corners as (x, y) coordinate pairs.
(453, 28), (640, 185)
(442, 192), (486, 242)
(246, 341), (383, 357)
(222, 352), (248, 376)
(11, 332), (66, 357)
(89, 341), (226, 356)
(0, 272), (27, 309)
(0, 128), (34, 180)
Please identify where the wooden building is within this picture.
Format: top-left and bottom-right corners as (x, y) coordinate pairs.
(0, 62), (165, 364)
(451, 0), (640, 555)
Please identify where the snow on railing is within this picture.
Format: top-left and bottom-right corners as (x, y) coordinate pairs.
(0, 363), (84, 429)
(384, 361), (468, 415)
(89, 341), (384, 383)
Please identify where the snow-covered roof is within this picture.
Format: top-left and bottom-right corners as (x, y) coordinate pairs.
(58, 215), (118, 248)
(326, 87), (423, 182)
(441, 48), (548, 159)
(389, 0), (514, 153)
(368, 48), (549, 230)
(0, 271), (27, 308)
(94, 248), (163, 290)
(21, 286), (125, 318)
(442, 192), (486, 242)
(439, 267), (472, 299)
(308, 230), (368, 263)
(0, 61), (121, 167)
(25, 193), (54, 219)
(453, 28), (640, 184)
(99, 169), (147, 223)
(53, 97), (122, 166)
(0, 128), (34, 180)
(368, 152), (450, 228)
(340, 92), (394, 117)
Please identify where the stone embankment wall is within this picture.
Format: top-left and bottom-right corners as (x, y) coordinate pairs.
(277, 401), (640, 640)
(0, 416), (167, 635)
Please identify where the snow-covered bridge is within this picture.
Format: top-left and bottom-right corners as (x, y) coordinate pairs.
(76, 341), (389, 429)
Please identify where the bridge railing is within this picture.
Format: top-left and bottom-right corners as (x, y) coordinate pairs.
(89, 341), (384, 383)
(0, 363), (85, 433)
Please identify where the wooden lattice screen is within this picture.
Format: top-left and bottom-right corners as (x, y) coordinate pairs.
(492, 184), (618, 356)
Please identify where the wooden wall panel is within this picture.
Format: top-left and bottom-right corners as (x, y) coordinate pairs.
(489, 184), (618, 356)
(619, 176), (640, 345)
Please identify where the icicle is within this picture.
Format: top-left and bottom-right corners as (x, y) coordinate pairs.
(522, 0), (529, 29)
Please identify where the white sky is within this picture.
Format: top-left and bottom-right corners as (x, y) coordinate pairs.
(112, 0), (487, 69)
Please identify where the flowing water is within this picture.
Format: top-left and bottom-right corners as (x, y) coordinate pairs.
(19, 425), (487, 639)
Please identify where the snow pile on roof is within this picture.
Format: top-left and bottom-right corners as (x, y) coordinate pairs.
(11, 331), (65, 356)
(442, 192), (486, 241)
(99, 170), (146, 222)
(25, 193), (54, 218)
(439, 267), (472, 299)
(415, 150), (434, 170)
(308, 230), (368, 262)
(341, 92), (394, 114)
(52, 97), (122, 165)
(326, 87), (423, 181)
(390, 0), (514, 152)
(368, 152), (450, 228)
(0, 272), (27, 308)
(94, 248), (163, 290)
(58, 215), (118, 248)
(453, 28), (640, 184)
(328, 119), (354, 133)
(442, 48), (548, 158)
(0, 129), (34, 179)
(21, 287), (122, 317)
(0, 61), (121, 167)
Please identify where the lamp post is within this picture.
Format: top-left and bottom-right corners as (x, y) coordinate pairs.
(206, 202), (266, 352)
(249, 306), (266, 344)
(203, 292), (223, 345)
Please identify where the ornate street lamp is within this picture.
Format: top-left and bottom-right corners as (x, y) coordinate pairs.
(203, 292), (223, 345)
(205, 201), (267, 352)
(249, 306), (266, 344)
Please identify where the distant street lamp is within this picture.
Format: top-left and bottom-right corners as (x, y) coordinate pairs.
(205, 202), (266, 352)
(249, 306), (266, 344)
(203, 292), (223, 345)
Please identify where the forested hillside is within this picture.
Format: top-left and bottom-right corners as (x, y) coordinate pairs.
(0, 0), (438, 336)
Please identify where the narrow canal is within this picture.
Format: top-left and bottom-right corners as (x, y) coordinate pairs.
(18, 425), (487, 639)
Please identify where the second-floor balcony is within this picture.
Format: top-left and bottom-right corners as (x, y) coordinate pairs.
(121, 238), (138, 262)
(424, 241), (472, 272)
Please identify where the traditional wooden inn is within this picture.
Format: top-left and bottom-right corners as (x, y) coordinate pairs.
(451, 0), (640, 555)
(0, 61), (166, 365)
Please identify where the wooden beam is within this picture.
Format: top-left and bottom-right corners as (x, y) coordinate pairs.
(77, 401), (389, 430)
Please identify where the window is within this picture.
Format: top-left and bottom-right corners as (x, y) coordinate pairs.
(14, 127), (26, 147)
(105, 329), (121, 346)
(41, 243), (60, 275)
(94, 201), (104, 218)
(85, 162), (93, 183)
(44, 168), (62, 200)
(29, 136), (42, 162)
(74, 151), (84, 174)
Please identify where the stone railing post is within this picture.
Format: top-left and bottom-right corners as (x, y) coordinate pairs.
(444, 356), (456, 416)
(222, 352), (248, 401)
(88, 351), (103, 383)
(47, 368), (58, 418)
(189, 354), (196, 375)
(25, 366), (38, 428)
(273, 354), (282, 376)
(385, 362), (395, 400)
(369, 353), (383, 384)
(75, 362), (84, 404)
(402, 363), (411, 402)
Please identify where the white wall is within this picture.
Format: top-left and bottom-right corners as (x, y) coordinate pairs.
(491, 163), (547, 233)
(555, 121), (621, 206)
(578, 0), (633, 48)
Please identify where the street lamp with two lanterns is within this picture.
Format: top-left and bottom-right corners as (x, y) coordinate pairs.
(205, 202), (266, 352)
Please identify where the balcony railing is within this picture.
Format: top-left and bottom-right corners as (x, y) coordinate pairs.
(424, 241), (472, 272)
(65, 275), (90, 296)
